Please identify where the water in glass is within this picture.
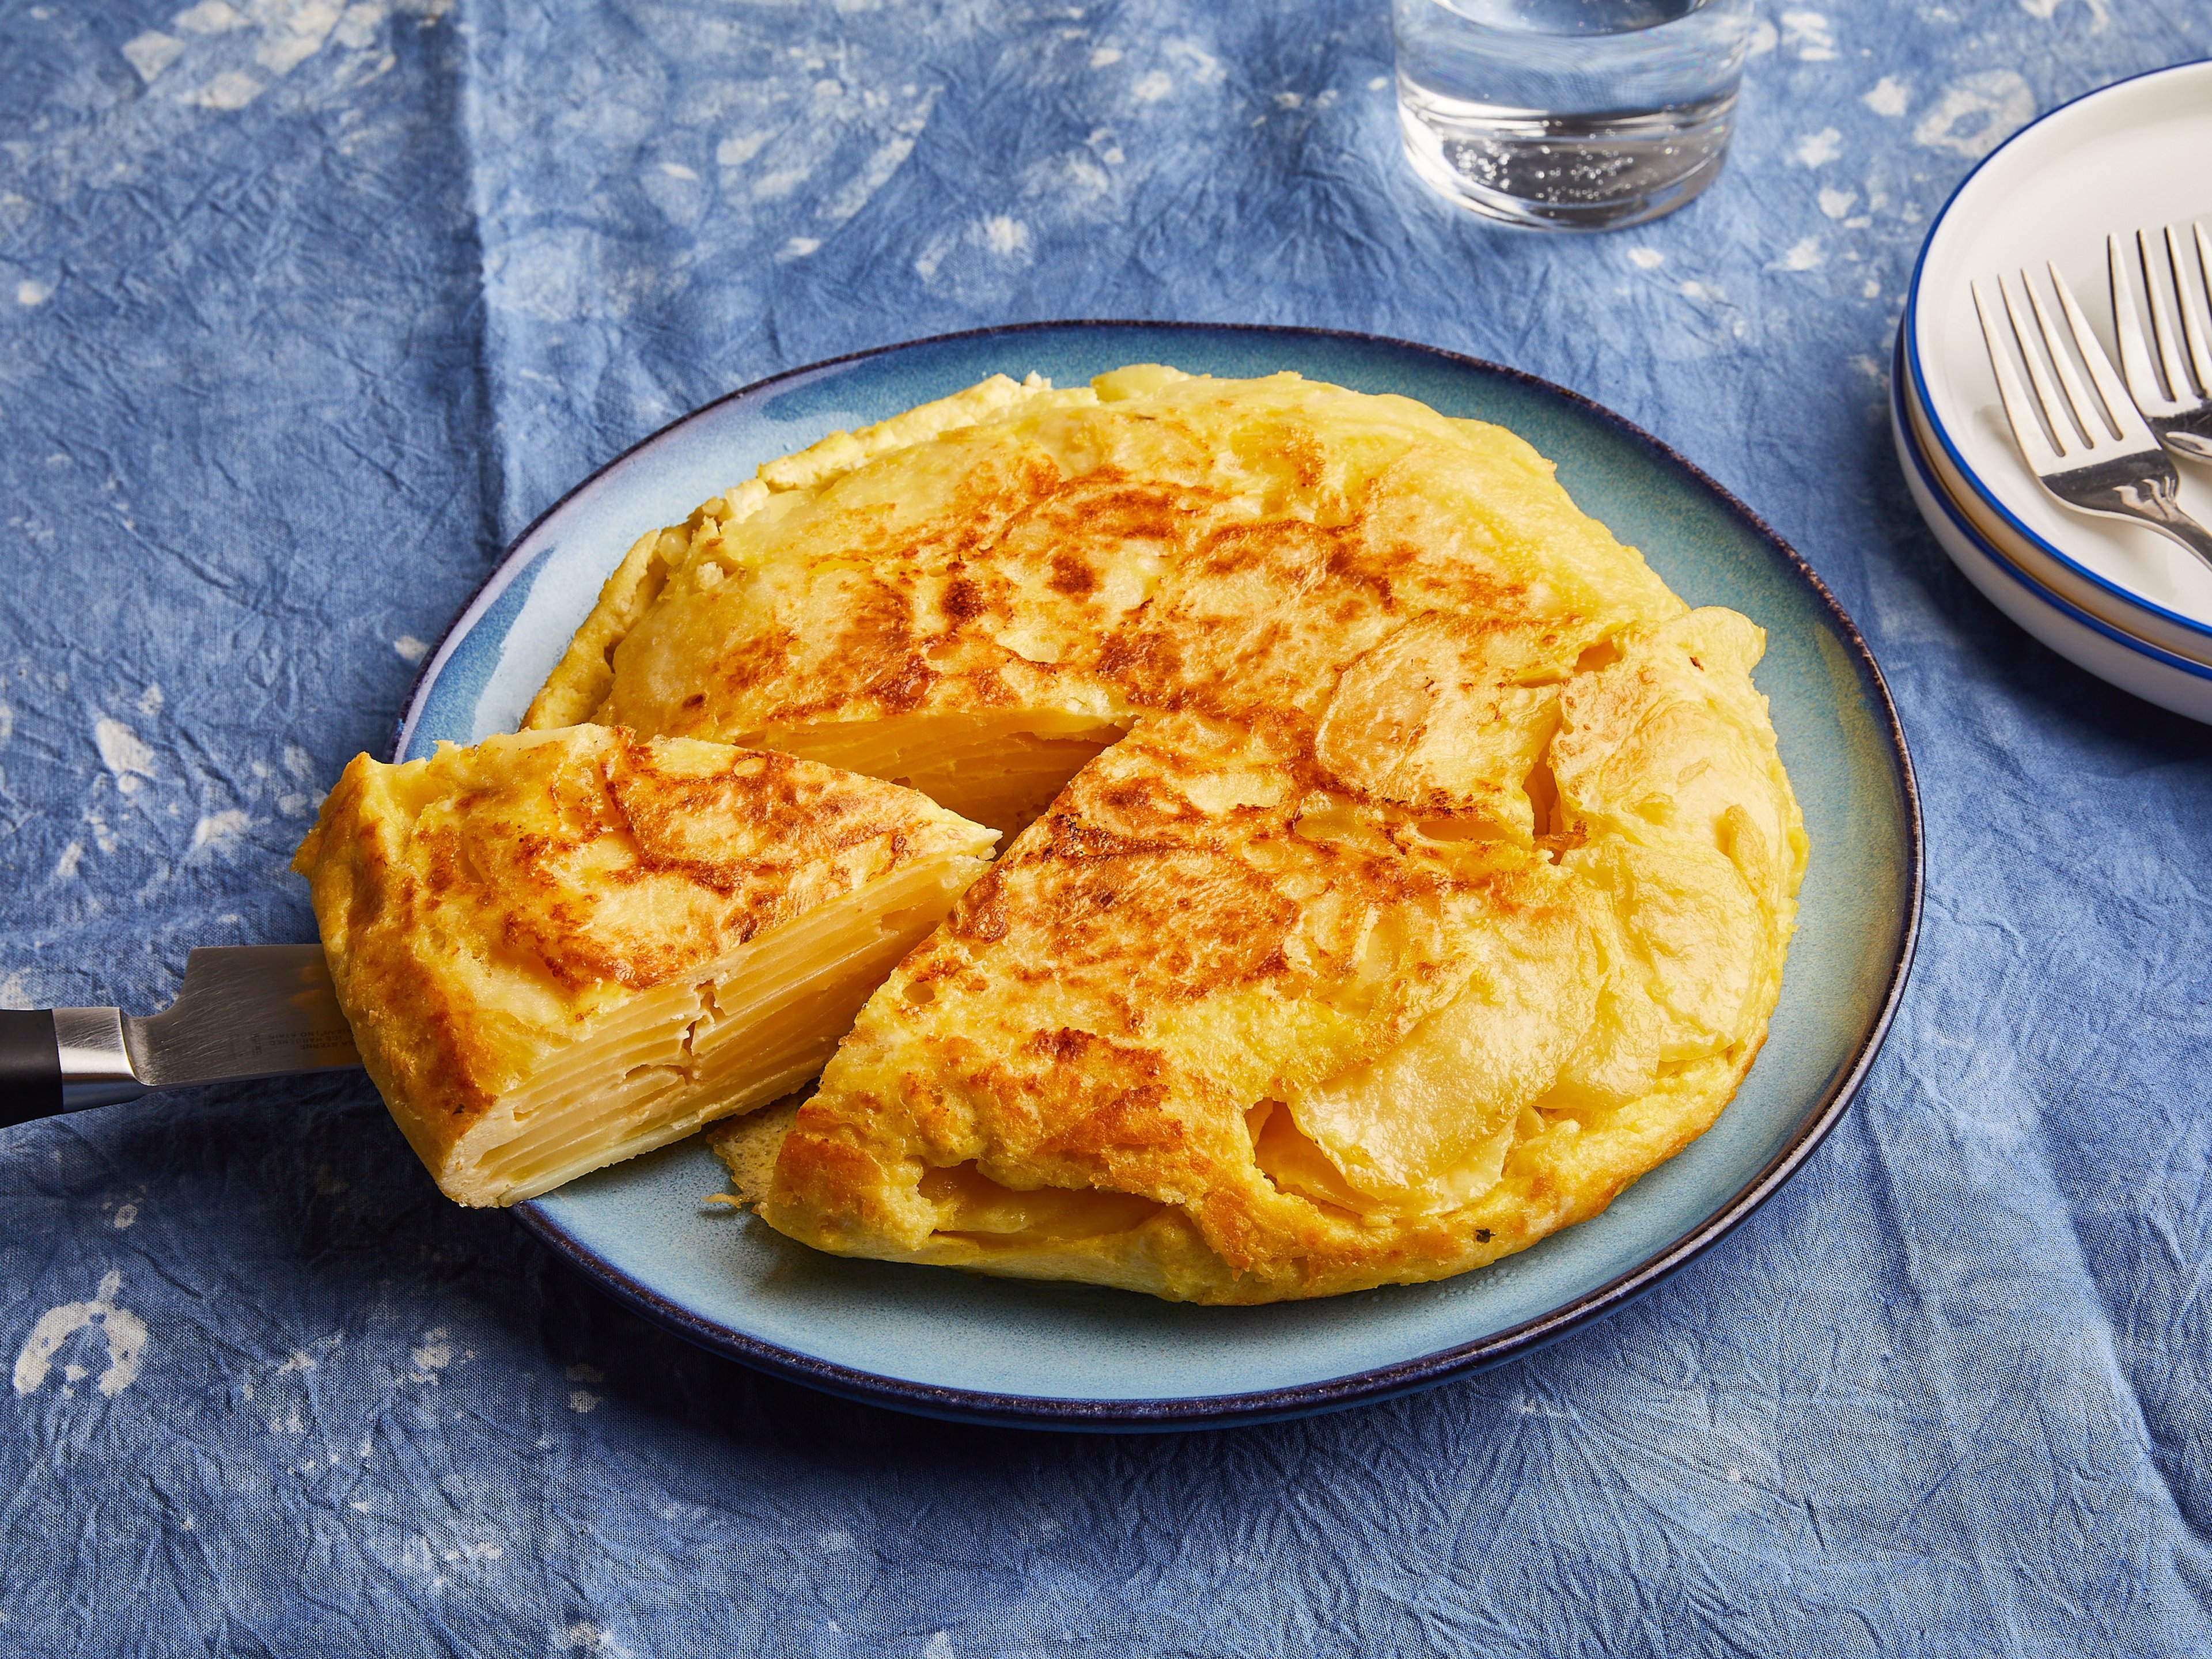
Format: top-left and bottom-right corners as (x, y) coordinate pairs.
(1393, 0), (1756, 230)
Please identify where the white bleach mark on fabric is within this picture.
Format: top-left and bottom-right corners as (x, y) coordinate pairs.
(1863, 77), (1908, 116)
(14, 1272), (149, 1399)
(1793, 128), (1842, 167)
(1912, 71), (2032, 159)
(1165, 39), (1225, 84)
(120, 0), (430, 129)
(410, 1331), (453, 1380)
(94, 718), (156, 791)
(187, 70), (262, 109)
(334, 2), (385, 52)
(820, 132), (923, 221)
(2017, 0), (2109, 23)
(1780, 10), (1838, 60)
(175, 2), (247, 35)
(191, 809), (251, 853)
(123, 31), (187, 81)
(560, 1624), (632, 1657)
(820, 88), (940, 225)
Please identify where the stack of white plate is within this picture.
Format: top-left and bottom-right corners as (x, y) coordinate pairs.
(1894, 59), (2212, 722)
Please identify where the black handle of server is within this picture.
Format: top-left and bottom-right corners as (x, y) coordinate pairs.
(0, 1010), (62, 1127)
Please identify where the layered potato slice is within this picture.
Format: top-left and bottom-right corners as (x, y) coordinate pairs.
(294, 726), (995, 1206)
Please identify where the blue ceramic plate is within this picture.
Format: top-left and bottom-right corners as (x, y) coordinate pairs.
(397, 324), (1921, 1430)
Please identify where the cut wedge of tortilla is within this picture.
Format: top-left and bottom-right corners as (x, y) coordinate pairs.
(294, 724), (995, 1206)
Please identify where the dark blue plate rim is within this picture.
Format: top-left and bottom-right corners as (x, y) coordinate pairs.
(400, 320), (1925, 1431)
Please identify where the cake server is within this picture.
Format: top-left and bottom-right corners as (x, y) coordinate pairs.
(0, 946), (361, 1126)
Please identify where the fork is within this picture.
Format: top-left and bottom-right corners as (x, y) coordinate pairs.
(2109, 222), (2212, 461)
(1971, 264), (2212, 571)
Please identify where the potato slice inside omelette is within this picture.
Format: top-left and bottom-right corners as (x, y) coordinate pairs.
(293, 725), (995, 1206)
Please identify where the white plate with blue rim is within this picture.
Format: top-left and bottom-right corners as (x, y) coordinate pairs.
(1904, 60), (2212, 672)
(398, 323), (1922, 1429)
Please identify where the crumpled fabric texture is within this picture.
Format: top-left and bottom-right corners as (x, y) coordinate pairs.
(3, 1), (2210, 1652)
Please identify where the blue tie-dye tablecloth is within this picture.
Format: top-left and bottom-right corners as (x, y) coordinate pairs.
(6, 2), (2211, 1652)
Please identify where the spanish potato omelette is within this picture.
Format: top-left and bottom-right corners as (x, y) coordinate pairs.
(514, 364), (1807, 1304)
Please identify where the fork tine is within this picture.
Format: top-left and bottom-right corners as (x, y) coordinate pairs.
(2048, 261), (2157, 446)
(2013, 270), (2099, 446)
(2176, 222), (2212, 397)
(2110, 233), (2165, 406)
(1974, 278), (2066, 474)
(2144, 228), (2195, 403)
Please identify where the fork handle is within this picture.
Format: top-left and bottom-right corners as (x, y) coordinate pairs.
(2139, 497), (2212, 573)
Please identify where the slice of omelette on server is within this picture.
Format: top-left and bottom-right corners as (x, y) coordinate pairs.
(294, 725), (994, 1206)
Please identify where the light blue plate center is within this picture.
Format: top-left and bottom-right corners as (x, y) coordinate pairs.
(400, 324), (1917, 1421)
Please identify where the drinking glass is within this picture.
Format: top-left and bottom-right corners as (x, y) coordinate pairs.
(1392, 0), (1757, 231)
